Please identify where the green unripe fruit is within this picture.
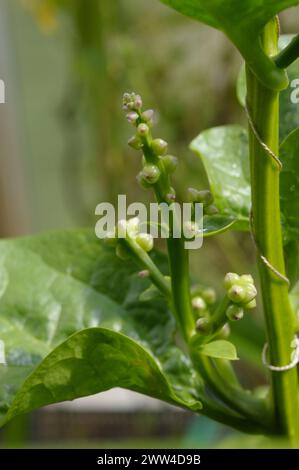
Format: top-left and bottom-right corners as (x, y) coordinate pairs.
(196, 317), (211, 334)
(224, 272), (240, 290)
(161, 155), (178, 173)
(137, 123), (149, 137)
(228, 285), (246, 303)
(135, 233), (154, 252)
(204, 204), (219, 215)
(226, 304), (244, 321)
(140, 165), (161, 184)
(151, 138), (168, 156)
(243, 284), (257, 303)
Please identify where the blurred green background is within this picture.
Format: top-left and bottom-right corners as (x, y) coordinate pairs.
(0, 0), (299, 449)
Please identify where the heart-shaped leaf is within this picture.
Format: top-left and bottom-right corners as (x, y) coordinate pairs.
(199, 340), (239, 361)
(160, 0), (299, 89)
(0, 231), (202, 424)
(190, 125), (250, 230)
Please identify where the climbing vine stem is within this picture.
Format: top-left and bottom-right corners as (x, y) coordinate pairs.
(246, 19), (299, 446)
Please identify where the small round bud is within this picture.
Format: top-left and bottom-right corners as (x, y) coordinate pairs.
(151, 138), (168, 156)
(141, 109), (154, 125)
(218, 324), (231, 339)
(243, 284), (257, 303)
(184, 221), (200, 239)
(204, 205), (219, 216)
(228, 285), (246, 303)
(126, 217), (140, 237)
(137, 172), (152, 189)
(224, 272), (240, 290)
(244, 299), (257, 310)
(123, 92), (142, 111)
(116, 243), (130, 261)
(202, 288), (216, 305)
(135, 233), (154, 252)
(128, 135), (142, 150)
(196, 317), (211, 334)
(162, 155), (178, 173)
(192, 296), (207, 312)
(240, 274), (254, 284)
(140, 165), (160, 184)
(126, 112), (139, 126)
(137, 123), (149, 137)
(226, 304), (244, 321)
(188, 188), (214, 205)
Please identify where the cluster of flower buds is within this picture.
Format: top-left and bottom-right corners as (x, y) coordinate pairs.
(123, 92), (178, 198)
(224, 273), (257, 321)
(188, 188), (219, 216)
(105, 217), (154, 260)
(191, 287), (216, 315)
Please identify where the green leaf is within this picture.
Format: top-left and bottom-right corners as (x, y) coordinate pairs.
(202, 215), (236, 237)
(190, 125), (250, 230)
(3, 328), (201, 424)
(200, 340), (239, 361)
(237, 35), (299, 141)
(0, 231), (201, 423)
(160, 1), (299, 89)
(280, 127), (299, 242)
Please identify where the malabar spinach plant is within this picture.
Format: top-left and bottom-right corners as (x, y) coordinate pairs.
(2, 0), (299, 447)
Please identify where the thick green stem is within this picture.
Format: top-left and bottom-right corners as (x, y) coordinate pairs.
(246, 21), (299, 445)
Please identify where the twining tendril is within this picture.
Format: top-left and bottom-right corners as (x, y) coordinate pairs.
(262, 337), (299, 372)
(246, 102), (290, 287)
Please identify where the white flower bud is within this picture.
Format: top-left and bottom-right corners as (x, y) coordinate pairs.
(135, 233), (154, 252)
(224, 272), (240, 290)
(226, 305), (244, 321)
(192, 296), (206, 312)
(151, 138), (168, 156)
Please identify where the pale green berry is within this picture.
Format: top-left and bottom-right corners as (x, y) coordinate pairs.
(161, 155), (178, 173)
(228, 285), (246, 303)
(224, 272), (240, 290)
(140, 165), (160, 184)
(137, 123), (149, 137)
(136, 233), (154, 252)
(128, 135), (142, 150)
(243, 284), (257, 303)
(192, 296), (207, 312)
(226, 304), (244, 321)
(196, 317), (211, 334)
(165, 188), (176, 203)
(151, 138), (168, 156)
(136, 172), (152, 189)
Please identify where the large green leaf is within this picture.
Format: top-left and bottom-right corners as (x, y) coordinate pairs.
(160, 0), (299, 90)
(0, 231), (201, 424)
(190, 125), (250, 230)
